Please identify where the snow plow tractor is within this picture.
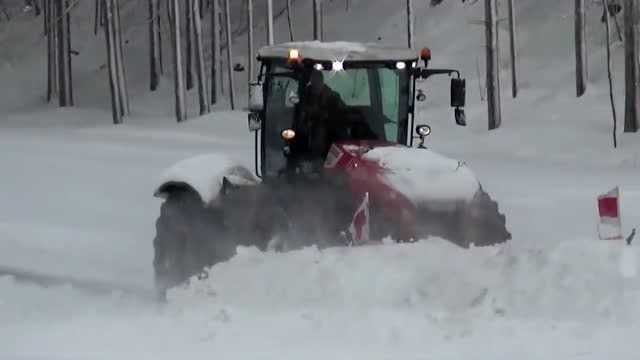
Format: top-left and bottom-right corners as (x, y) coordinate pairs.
(153, 42), (511, 299)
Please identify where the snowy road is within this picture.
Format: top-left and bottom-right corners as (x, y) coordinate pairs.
(0, 107), (639, 360)
(2, 0), (640, 357)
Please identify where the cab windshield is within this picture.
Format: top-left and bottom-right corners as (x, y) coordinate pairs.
(262, 62), (410, 177)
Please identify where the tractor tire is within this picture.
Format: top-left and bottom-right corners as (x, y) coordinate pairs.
(153, 188), (234, 301)
(459, 187), (511, 248)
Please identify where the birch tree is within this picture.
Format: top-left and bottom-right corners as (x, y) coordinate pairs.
(267, 0), (274, 45)
(575, 0), (587, 97)
(113, 0), (129, 115)
(286, 0), (294, 41)
(211, 0), (220, 104)
(624, 0), (639, 132)
(507, 0), (517, 98)
(485, 0), (501, 130)
(185, 0), (194, 90)
(193, 0), (210, 115)
(46, 0), (58, 102)
(247, 0), (254, 79)
(602, 0), (618, 147)
(170, 0), (187, 122)
(104, 0), (122, 124)
(407, 0), (414, 49)
(224, 0), (236, 109)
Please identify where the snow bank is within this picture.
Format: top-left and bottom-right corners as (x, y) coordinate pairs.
(168, 238), (640, 322)
(3, 237), (640, 360)
(155, 154), (259, 205)
(364, 147), (480, 203)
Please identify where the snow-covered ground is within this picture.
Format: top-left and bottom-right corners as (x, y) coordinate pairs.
(2, 0), (640, 359)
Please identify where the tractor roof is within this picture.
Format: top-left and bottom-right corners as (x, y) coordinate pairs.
(257, 41), (419, 62)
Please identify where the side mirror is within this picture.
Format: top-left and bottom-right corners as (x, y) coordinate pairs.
(248, 82), (264, 112)
(248, 112), (261, 132)
(451, 78), (466, 108)
(455, 108), (467, 126)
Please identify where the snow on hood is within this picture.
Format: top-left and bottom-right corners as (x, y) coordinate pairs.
(154, 154), (258, 205)
(364, 147), (480, 203)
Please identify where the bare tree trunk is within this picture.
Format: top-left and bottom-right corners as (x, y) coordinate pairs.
(476, 54), (486, 102)
(266, 0), (274, 45)
(313, 0), (321, 41)
(157, 4), (163, 75)
(211, 0), (220, 104)
(149, 0), (161, 91)
(45, 0), (50, 101)
(65, 2), (73, 106)
(46, 0), (56, 102)
(624, 0), (639, 132)
(575, 0), (587, 97)
(320, 0), (325, 40)
(407, 0), (414, 49)
(286, 0), (294, 41)
(113, 0), (128, 114)
(100, 0), (104, 27)
(507, 0), (518, 98)
(104, 0), (122, 124)
(171, 0), (186, 122)
(224, 0), (235, 109)
(44, 0), (48, 37)
(56, 0), (71, 107)
(602, 0), (618, 148)
(219, 10), (225, 96)
(248, 0), (254, 79)
(51, 0), (58, 97)
(185, 0), (194, 90)
(485, 0), (501, 130)
(193, 0), (210, 115)
(34, 0), (41, 16)
(94, 0), (101, 35)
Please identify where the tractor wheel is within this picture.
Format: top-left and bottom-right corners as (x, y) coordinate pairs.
(459, 187), (511, 248)
(153, 188), (234, 301)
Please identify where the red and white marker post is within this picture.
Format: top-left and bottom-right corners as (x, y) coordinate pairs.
(598, 187), (623, 240)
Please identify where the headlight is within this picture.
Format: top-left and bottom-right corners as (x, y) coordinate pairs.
(281, 129), (296, 141)
(416, 125), (432, 137)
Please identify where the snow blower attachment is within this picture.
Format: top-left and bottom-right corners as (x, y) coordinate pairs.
(153, 42), (511, 300)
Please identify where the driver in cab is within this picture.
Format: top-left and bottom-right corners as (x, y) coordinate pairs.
(295, 68), (347, 159)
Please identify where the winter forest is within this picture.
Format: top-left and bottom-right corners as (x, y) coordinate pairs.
(1, 0), (640, 359)
(0, 0), (636, 135)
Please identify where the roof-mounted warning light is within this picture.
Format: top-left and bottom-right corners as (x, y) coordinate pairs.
(420, 47), (432, 62)
(289, 48), (301, 61)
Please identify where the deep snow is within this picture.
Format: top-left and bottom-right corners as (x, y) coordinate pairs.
(1, 0), (640, 359)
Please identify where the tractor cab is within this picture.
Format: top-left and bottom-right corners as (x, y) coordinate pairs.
(247, 42), (466, 179)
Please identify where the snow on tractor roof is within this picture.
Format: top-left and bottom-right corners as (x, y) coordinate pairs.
(258, 41), (420, 62)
